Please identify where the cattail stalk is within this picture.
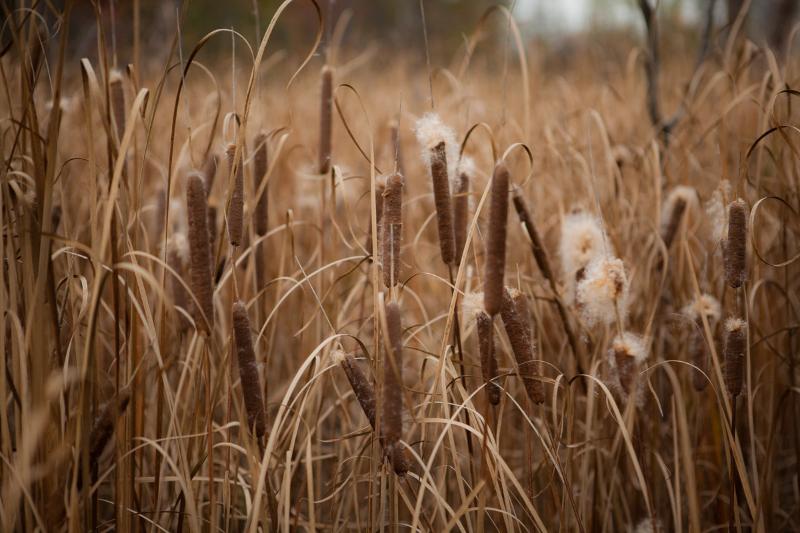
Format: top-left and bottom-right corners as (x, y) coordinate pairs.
(318, 65), (333, 174)
(389, 119), (405, 177)
(186, 173), (215, 333)
(382, 173), (403, 287)
(383, 301), (405, 473)
(232, 301), (267, 441)
(430, 141), (455, 265)
(484, 162), (510, 316)
(366, 179), (386, 256)
(476, 311), (500, 405)
(253, 132), (269, 236)
(500, 288), (544, 404)
(226, 144), (245, 247)
(724, 318), (747, 397)
(453, 170), (469, 264)
(724, 199), (747, 289)
(512, 186), (553, 282)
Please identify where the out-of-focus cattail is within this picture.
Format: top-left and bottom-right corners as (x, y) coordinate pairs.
(333, 349), (411, 476)
(484, 162), (510, 316)
(608, 332), (648, 398)
(88, 387), (132, 465)
(318, 65), (333, 174)
(167, 233), (191, 331)
(253, 132), (269, 236)
(682, 293), (721, 391)
(575, 255), (629, 328)
(660, 186), (696, 251)
(512, 186), (554, 282)
(232, 301), (267, 441)
(453, 158), (472, 264)
(186, 173), (214, 333)
(476, 311), (500, 405)
(383, 301), (405, 473)
(109, 70), (126, 143)
(382, 173), (404, 288)
(724, 199), (747, 289)
(225, 143), (244, 247)
(724, 317), (747, 397)
(430, 141), (456, 265)
(559, 211), (608, 303)
(500, 288), (544, 405)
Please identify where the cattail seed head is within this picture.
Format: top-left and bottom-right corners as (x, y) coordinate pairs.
(724, 317), (747, 397)
(109, 70), (126, 143)
(484, 161), (510, 316)
(167, 233), (191, 331)
(476, 311), (501, 405)
(575, 255), (630, 328)
(660, 186), (696, 250)
(89, 387), (132, 465)
(512, 186), (554, 283)
(453, 158), (473, 263)
(429, 141), (456, 265)
(253, 132), (269, 236)
(608, 332), (648, 398)
(383, 301), (404, 470)
(334, 350), (377, 428)
(560, 211), (608, 303)
(186, 173), (215, 334)
(318, 65), (333, 174)
(382, 173), (404, 287)
(724, 198), (747, 289)
(500, 288), (544, 405)
(226, 143), (245, 247)
(232, 301), (267, 440)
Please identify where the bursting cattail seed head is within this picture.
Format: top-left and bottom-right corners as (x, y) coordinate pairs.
(476, 310), (501, 405)
(575, 255), (630, 328)
(383, 301), (405, 473)
(560, 211), (608, 302)
(232, 301), (267, 441)
(226, 143), (245, 247)
(660, 185), (696, 250)
(484, 161), (510, 316)
(724, 317), (747, 397)
(608, 332), (648, 399)
(382, 173), (404, 288)
(500, 287), (544, 405)
(724, 198), (747, 289)
(318, 65), (333, 174)
(186, 173), (214, 334)
(253, 132), (269, 236)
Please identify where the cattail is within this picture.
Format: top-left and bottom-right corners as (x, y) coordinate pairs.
(186, 173), (214, 333)
(682, 293), (721, 392)
(500, 288), (544, 405)
(232, 301), (267, 441)
(559, 211), (608, 302)
(453, 158), (473, 264)
(88, 387), (132, 465)
(512, 186), (554, 283)
(724, 317), (747, 397)
(381, 173), (404, 287)
(484, 162), (510, 316)
(608, 332), (648, 398)
(318, 65), (333, 174)
(575, 255), (629, 328)
(253, 132), (269, 236)
(704, 180), (730, 244)
(167, 233), (191, 331)
(207, 205), (218, 257)
(109, 70), (126, 142)
(333, 349), (411, 476)
(476, 311), (500, 405)
(226, 143), (244, 247)
(724, 199), (747, 288)
(660, 186), (696, 251)
(383, 301), (405, 472)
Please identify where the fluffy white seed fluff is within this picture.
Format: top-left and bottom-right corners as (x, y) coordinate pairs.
(609, 332), (649, 365)
(660, 185), (698, 234)
(559, 211), (610, 289)
(705, 179), (731, 244)
(165, 232), (190, 265)
(634, 518), (661, 533)
(330, 348), (348, 364)
(414, 113), (459, 190)
(576, 255), (630, 328)
(461, 291), (485, 325)
(725, 317), (747, 333)
(681, 293), (721, 323)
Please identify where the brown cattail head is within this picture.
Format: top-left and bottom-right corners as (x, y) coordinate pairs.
(335, 350), (377, 428)
(89, 387), (132, 464)
(109, 70), (126, 143)
(500, 287), (544, 405)
(318, 65), (333, 174)
(724, 317), (747, 397)
(476, 311), (501, 405)
(484, 162), (510, 316)
(429, 141), (456, 265)
(453, 163), (471, 264)
(382, 173), (404, 287)
(609, 333), (647, 398)
(724, 199), (747, 289)
(225, 143), (245, 247)
(232, 301), (267, 441)
(186, 173), (215, 334)
(512, 186), (554, 283)
(382, 301), (405, 471)
(253, 132), (269, 236)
